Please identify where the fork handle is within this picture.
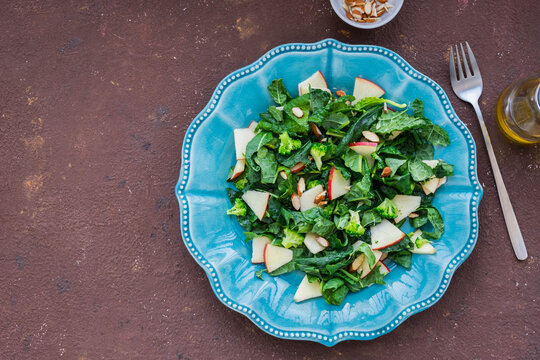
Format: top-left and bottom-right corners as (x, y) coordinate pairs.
(472, 102), (528, 260)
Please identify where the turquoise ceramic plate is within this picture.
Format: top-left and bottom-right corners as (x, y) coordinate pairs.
(175, 39), (483, 346)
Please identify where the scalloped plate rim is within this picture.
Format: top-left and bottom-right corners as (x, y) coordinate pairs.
(175, 38), (483, 346)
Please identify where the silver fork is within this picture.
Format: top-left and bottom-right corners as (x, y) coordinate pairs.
(449, 42), (527, 260)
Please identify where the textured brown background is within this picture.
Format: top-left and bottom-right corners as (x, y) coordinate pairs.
(1, 1), (539, 359)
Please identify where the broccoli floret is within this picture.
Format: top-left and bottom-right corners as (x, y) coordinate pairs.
(278, 132), (302, 155)
(345, 210), (365, 236)
(234, 178), (248, 190)
(310, 142), (328, 170)
(307, 179), (323, 189)
(375, 198), (398, 219)
(226, 198), (247, 216)
(281, 228), (304, 248)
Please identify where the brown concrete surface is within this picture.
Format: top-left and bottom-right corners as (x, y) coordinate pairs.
(1, 1), (539, 359)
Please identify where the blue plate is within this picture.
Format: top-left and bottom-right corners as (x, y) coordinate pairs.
(175, 39), (483, 346)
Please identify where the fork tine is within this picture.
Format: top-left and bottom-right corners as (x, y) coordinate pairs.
(455, 45), (464, 80)
(460, 43), (472, 78)
(449, 46), (457, 82)
(465, 41), (480, 76)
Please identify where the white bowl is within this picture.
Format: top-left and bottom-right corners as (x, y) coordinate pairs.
(329, 0), (404, 29)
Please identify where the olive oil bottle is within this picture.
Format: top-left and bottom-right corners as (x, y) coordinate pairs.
(495, 74), (540, 144)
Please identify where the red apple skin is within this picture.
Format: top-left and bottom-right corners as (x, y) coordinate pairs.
(380, 261), (390, 273)
(263, 243), (270, 272)
(328, 166), (335, 200)
(355, 77), (385, 93)
(258, 194), (270, 221)
(348, 142), (378, 147)
(230, 169), (244, 180)
(290, 162), (305, 173)
(371, 233), (405, 251)
(318, 71), (329, 88)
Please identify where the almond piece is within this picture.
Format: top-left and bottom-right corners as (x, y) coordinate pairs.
(292, 107), (304, 118)
(346, 11), (355, 20)
(380, 166), (392, 178)
(362, 130), (380, 143)
(297, 177), (306, 196)
(291, 193), (301, 210)
(279, 170), (288, 180)
(349, 255), (364, 272)
(318, 201), (328, 205)
(364, 1), (372, 15)
(336, 90), (346, 97)
(383, 102), (388, 113)
(314, 191), (327, 204)
(408, 212), (419, 218)
(316, 237), (330, 248)
(371, 2), (379, 16)
(364, 17), (377, 22)
(310, 122), (323, 138)
(379, 0), (387, 3)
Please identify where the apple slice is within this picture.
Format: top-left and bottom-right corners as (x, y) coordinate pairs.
(303, 232), (326, 254)
(229, 159), (245, 180)
(348, 142), (377, 168)
(290, 162), (306, 174)
(251, 236), (271, 263)
(248, 120), (258, 133)
(409, 230), (436, 255)
(370, 219), (406, 250)
(392, 195), (421, 223)
(299, 185), (324, 212)
(294, 275), (322, 302)
(264, 244), (293, 273)
(298, 70), (329, 96)
(328, 166), (350, 200)
(242, 190), (270, 221)
(234, 128), (256, 160)
(359, 248), (383, 278)
(422, 160), (440, 169)
(352, 77), (385, 104)
(421, 177), (440, 195)
(437, 176), (447, 189)
(378, 261), (390, 275)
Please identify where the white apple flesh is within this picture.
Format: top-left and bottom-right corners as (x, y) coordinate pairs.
(409, 229), (436, 254)
(348, 142), (377, 168)
(392, 195), (421, 223)
(298, 70), (329, 96)
(242, 190), (270, 221)
(230, 159), (245, 180)
(370, 219), (406, 250)
(359, 249), (383, 278)
(299, 185), (324, 212)
(234, 128), (256, 160)
(352, 77), (385, 104)
(304, 232), (326, 254)
(378, 261), (390, 275)
(248, 120), (258, 133)
(251, 236), (271, 263)
(328, 166), (350, 200)
(293, 275), (322, 302)
(421, 177), (440, 195)
(264, 244), (293, 273)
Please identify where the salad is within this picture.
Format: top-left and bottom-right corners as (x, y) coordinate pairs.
(225, 71), (453, 306)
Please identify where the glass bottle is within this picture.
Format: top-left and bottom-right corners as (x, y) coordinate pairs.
(495, 73), (540, 144)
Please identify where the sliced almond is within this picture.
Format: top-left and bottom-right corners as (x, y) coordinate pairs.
(349, 255), (364, 272)
(314, 191), (327, 204)
(379, 0), (387, 3)
(291, 193), (301, 210)
(380, 166), (392, 178)
(310, 122), (323, 138)
(292, 107), (304, 118)
(371, 2), (379, 16)
(316, 236), (330, 248)
(364, 17), (377, 22)
(362, 130), (380, 143)
(318, 200), (328, 205)
(297, 177), (306, 196)
(346, 11), (355, 20)
(336, 90), (346, 97)
(383, 102), (388, 113)
(279, 170), (288, 180)
(408, 212), (419, 218)
(364, 1), (372, 15)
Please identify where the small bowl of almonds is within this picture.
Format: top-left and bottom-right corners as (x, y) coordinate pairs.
(330, 0), (403, 29)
